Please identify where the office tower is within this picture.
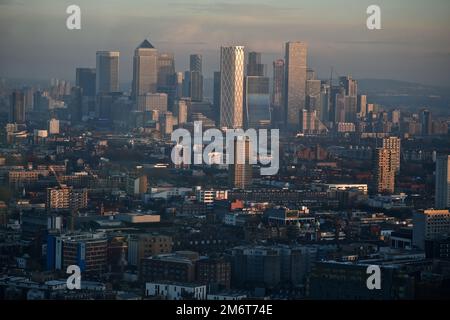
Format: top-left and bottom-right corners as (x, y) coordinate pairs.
(247, 52), (264, 76)
(319, 83), (331, 123)
(220, 46), (245, 129)
(420, 109), (432, 136)
(96, 51), (119, 95)
(132, 39), (158, 105)
(176, 99), (188, 125)
(213, 71), (221, 123)
(76, 68), (96, 97)
(33, 91), (51, 112)
(413, 209), (450, 250)
(334, 88), (346, 123)
(245, 76), (270, 128)
(284, 42), (307, 130)
(157, 53), (176, 109)
(229, 136), (252, 189)
(10, 90), (25, 124)
(306, 68), (316, 81)
(436, 155), (450, 209)
(374, 148), (395, 194)
(305, 78), (321, 111)
(339, 76), (357, 97)
(190, 54), (202, 73)
(344, 96), (358, 123)
(272, 59), (285, 126)
(23, 86), (34, 111)
(357, 95), (367, 118)
(175, 72), (183, 99)
(138, 93), (168, 113)
(47, 232), (107, 273)
(301, 109), (327, 134)
(161, 111), (174, 135)
(184, 70), (203, 102)
(69, 87), (83, 123)
(382, 137), (401, 173)
(48, 118), (60, 135)
(391, 109), (401, 125)
(157, 53), (175, 89)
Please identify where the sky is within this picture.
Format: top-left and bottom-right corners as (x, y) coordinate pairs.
(1, 0), (450, 86)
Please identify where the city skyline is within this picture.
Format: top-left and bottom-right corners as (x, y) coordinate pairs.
(1, 0), (450, 86)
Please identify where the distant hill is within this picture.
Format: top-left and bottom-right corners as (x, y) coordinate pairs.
(357, 79), (450, 114)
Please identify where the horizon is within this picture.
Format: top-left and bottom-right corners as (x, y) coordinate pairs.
(1, 0), (449, 86)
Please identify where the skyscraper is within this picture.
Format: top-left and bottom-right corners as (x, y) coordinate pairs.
(10, 90), (25, 124)
(157, 53), (175, 89)
(96, 51), (119, 95)
(272, 59), (285, 127)
(420, 109), (432, 136)
(339, 76), (358, 97)
(76, 68), (96, 97)
(357, 95), (367, 118)
(247, 52), (264, 77)
(305, 78), (321, 111)
(245, 76), (270, 128)
(285, 42), (307, 130)
(157, 53), (176, 110)
(187, 54), (203, 102)
(132, 39), (158, 103)
(229, 136), (253, 189)
(220, 46), (245, 129)
(190, 54), (202, 73)
(435, 155), (450, 209)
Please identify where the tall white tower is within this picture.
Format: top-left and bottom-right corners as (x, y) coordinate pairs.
(220, 46), (245, 129)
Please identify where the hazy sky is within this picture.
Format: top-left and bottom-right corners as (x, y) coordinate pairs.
(1, 0), (449, 86)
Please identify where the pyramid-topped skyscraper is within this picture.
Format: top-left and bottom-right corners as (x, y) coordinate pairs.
(132, 39), (158, 108)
